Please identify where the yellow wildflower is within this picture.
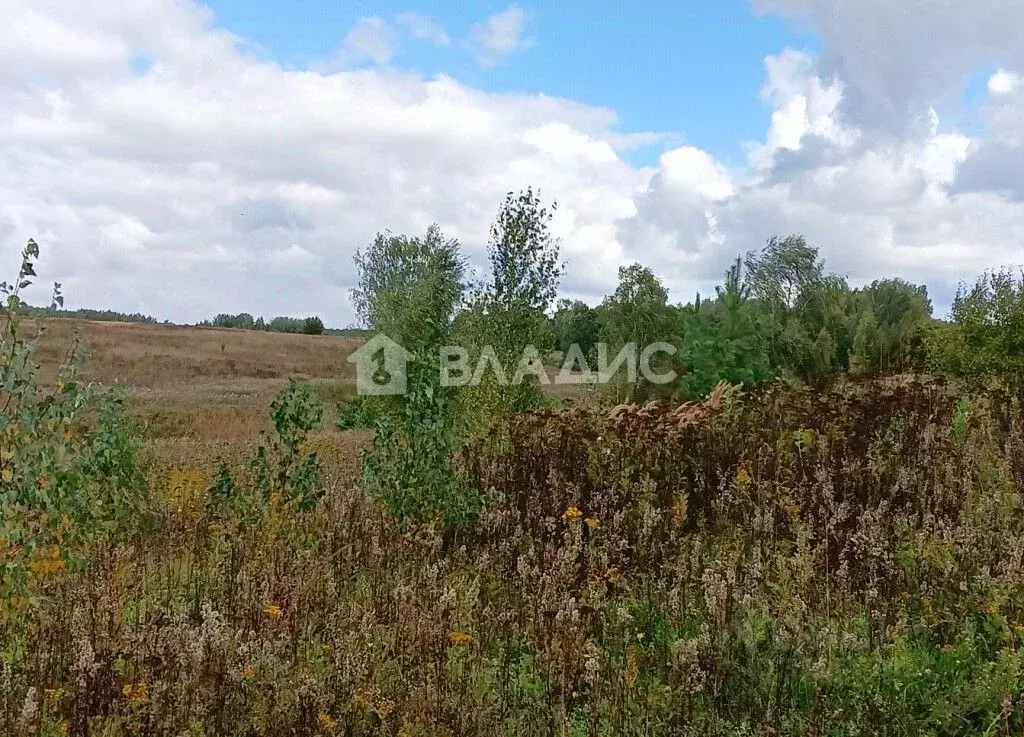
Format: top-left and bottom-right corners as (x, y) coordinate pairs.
(735, 467), (751, 488)
(378, 699), (396, 718)
(29, 546), (65, 577)
(264, 604), (283, 618)
(604, 567), (621, 583)
(317, 713), (336, 730)
(242, 665), (256, 680)
(562, 506), (583, 520)
(122, 682), (148, 703)
(584, 517), (600, 530)
(448, 631), (474, 646)
(44, 687), (65, 701)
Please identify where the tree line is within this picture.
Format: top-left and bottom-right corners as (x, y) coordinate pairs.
(201, 313), (326, 335)
(353, 187), (1024, 407)
(348, 185), (1023, 527)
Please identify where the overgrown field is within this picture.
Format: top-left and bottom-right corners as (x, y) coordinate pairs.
(5, 218), (1024, 737)
(4, 366), (1024, 735)
(28, 316), (366, 473)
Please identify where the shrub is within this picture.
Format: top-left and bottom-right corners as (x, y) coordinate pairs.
(0, 240), (147, 603)
(250, 378), (325, 512)
(364, 354), (482, 529)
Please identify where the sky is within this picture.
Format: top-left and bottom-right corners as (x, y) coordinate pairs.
(1, 0), (1023, 326)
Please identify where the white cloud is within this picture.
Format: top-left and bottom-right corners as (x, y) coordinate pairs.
(755, 0), (1024, 131)
(0, 0), (645, 323)
(2, 0), (1024, 327)
(467, 6), (532, 67)
(989, 69), (1021, 96)
(396, 13), (450, 46)
(337, 16), (396, 66)
(618, 49), (1024, 309)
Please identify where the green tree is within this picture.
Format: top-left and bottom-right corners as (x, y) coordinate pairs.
(352, 225), (475, 527)
(850, 279), (932, 375)
(927, 268), (1024, 382)
(598, 263), (676, 400)
(456, 188), (564, 426)
(744, 235), (857, 385)
(745, 235), (824, 311)
(268, 316), (303, 333)
(486, 187), (563, 312)
(301, 316), (325, 335)
(351, 223), (466, 352)
(553, 299), (600, 358)
(681, 258), (774, 397)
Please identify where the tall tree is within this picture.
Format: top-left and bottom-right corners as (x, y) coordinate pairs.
(745, 235), (825, 311)
(850, 279), (932, 375)
(598, 263), (676, 400)
(351, 224), (466, 352)
(455, 188), (565, 428)
(744, 235), (849, 385)
(553, 299), (601, 358)
(486, 187), (563, 313)
(681, 258), (773, 397)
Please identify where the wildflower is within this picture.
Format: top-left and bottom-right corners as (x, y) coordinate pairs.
(669, 494), (689, 526)
(735, 467), (751, 487)
(242, 665), (256, 680)
(378, 699), (396, 718)
(448, 631), (474, 646)
(585, 517), (600, 530)
(264, 604), (283, 618)
(562, 506), (583, 520)
(29, 547), (66, 577)
(604, 567), (621, 583)
(58, 721), (69, 735)
(44, 687), (65, 701)
(122, 682), (148, 703)
(317, 713), (336, 730)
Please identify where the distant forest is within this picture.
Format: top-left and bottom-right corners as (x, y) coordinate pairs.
(16, 303), (369, 337)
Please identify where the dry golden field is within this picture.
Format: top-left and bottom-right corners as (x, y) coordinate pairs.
(32, 318), (369, 483)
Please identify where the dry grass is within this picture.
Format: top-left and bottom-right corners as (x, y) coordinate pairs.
(32, 318), (366, 477)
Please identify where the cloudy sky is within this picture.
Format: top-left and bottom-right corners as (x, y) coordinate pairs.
(2, 0), (1022, 325)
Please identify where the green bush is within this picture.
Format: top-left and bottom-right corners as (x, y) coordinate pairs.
(364, 354), (482, 529)
(0, 240), (147, 603)
(250, 378), (325, 512)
